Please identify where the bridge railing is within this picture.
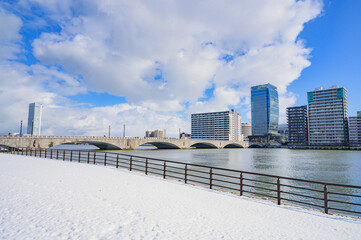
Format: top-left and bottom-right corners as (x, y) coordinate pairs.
(3, 148), (361, 218)
(0, 135), (182, 140)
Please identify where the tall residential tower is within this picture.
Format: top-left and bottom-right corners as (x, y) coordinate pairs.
(308, 86), (348, 146)
(251, 83), (279, 136)
(27, 102), (43, 136)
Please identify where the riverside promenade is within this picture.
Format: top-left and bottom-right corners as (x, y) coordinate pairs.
(1, 154), (361, 239)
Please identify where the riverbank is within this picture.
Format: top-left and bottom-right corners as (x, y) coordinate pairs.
(1, 154), (361, 239)
(263, 145), (361, 151)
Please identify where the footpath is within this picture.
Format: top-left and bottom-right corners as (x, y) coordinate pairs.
(1, 154), (361, 239)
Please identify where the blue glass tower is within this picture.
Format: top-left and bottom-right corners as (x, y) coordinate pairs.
(27, 102), (43, 136)
(251, 84), (279, 135)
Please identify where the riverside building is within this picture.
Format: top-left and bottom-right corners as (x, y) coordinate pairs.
(307, 86), (348, 146)
(27, 102), (42, 136)
(145, 130), (164, 138)
(250, 83), (279, 142)
(241, 123), (252, 141)
(349, 111), (361, 147)
(191, 110), (242, 141)
(287, 105), (309, 145)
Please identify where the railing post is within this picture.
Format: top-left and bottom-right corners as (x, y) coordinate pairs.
(277, 178), (281, 205)
(30, 148), (32, 156)
(116, 154), (119, 168)
(324, 185), (328, 214)
(78, 151), (81, 163)
(87, 152), (90, 164)
(70, 151), (73, 162)
(22, 148), (24, 155)
(145, 158), (148, 175)
(129, 156), (133, 171)
(35, 149), (37, 157)
(163, 161), (166, 179)
(185, 164), (188, 183)
(57, 150), (59, 160)
(50, 149), (53, 159)
(104, 153), (107, 166)
(210, 168), (213, 189)
(94, 152), (96, 164)
(39, 149), (42, 158)
(240, 173), (243, 196)
(63, 151), (65, 161)
(45, 149), (47, 158)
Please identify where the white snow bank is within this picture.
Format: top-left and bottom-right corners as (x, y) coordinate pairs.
(1, 154), (361, 240)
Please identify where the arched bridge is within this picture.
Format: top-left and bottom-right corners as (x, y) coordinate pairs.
(0, 136), (249, 150)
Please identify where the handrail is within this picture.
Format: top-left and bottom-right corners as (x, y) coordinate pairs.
(3, 147), (361, 218)
(106, 151), (361, 189)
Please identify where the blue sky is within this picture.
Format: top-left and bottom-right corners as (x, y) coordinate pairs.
(291, 0), (361, 116)
(0, 0), (360, 136)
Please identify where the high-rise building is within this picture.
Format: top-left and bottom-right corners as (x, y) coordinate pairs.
(308, 86), (348, 146)
(349, 111), (361, 147)
(27, 102), (43, 136)
(251, 83), (279, 136)
(287, 105), (308, 145)
(191, 109), (242, 141)
(145, 130), (164, 138)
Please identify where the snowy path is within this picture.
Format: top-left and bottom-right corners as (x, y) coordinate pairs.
(1, 154), (361, 240)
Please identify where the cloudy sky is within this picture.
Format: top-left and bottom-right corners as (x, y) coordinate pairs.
(0, 0), (360, 137)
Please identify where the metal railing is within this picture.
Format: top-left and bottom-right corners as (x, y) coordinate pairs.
(4, 148), (361, 217)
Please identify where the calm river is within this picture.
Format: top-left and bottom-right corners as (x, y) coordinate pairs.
(114, 148), (361, 187)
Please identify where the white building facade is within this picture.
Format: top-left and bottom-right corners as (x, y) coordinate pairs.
(191, 110), (242, 141)
(241, 123), (252, 141)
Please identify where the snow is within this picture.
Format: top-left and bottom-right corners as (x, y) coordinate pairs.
(1, 154), (361, 240)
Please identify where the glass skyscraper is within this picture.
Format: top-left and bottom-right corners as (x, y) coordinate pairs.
(251, 84), (279, 135)
(27, 102), (43, 136)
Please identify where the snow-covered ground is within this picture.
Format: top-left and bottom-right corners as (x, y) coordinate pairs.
(1, 154), (361, 240)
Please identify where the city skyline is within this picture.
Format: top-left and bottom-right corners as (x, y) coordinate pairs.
(0, 1), (360, 137)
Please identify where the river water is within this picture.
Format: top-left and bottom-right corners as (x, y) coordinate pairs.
(116, 148), (361, 187)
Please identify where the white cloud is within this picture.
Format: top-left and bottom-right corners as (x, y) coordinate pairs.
(0, 1), (322, 136)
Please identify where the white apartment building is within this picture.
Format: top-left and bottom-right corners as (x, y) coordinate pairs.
(191, 110), (242, 141)
(307, 86), (348, 146)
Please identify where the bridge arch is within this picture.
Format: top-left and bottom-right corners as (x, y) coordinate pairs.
(249, 144), (264, 148)
(51, 141), (122, 150)
(138, 141), (180, 149)
(190, 142), (218, 149)
(224, 143), (244, 148)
